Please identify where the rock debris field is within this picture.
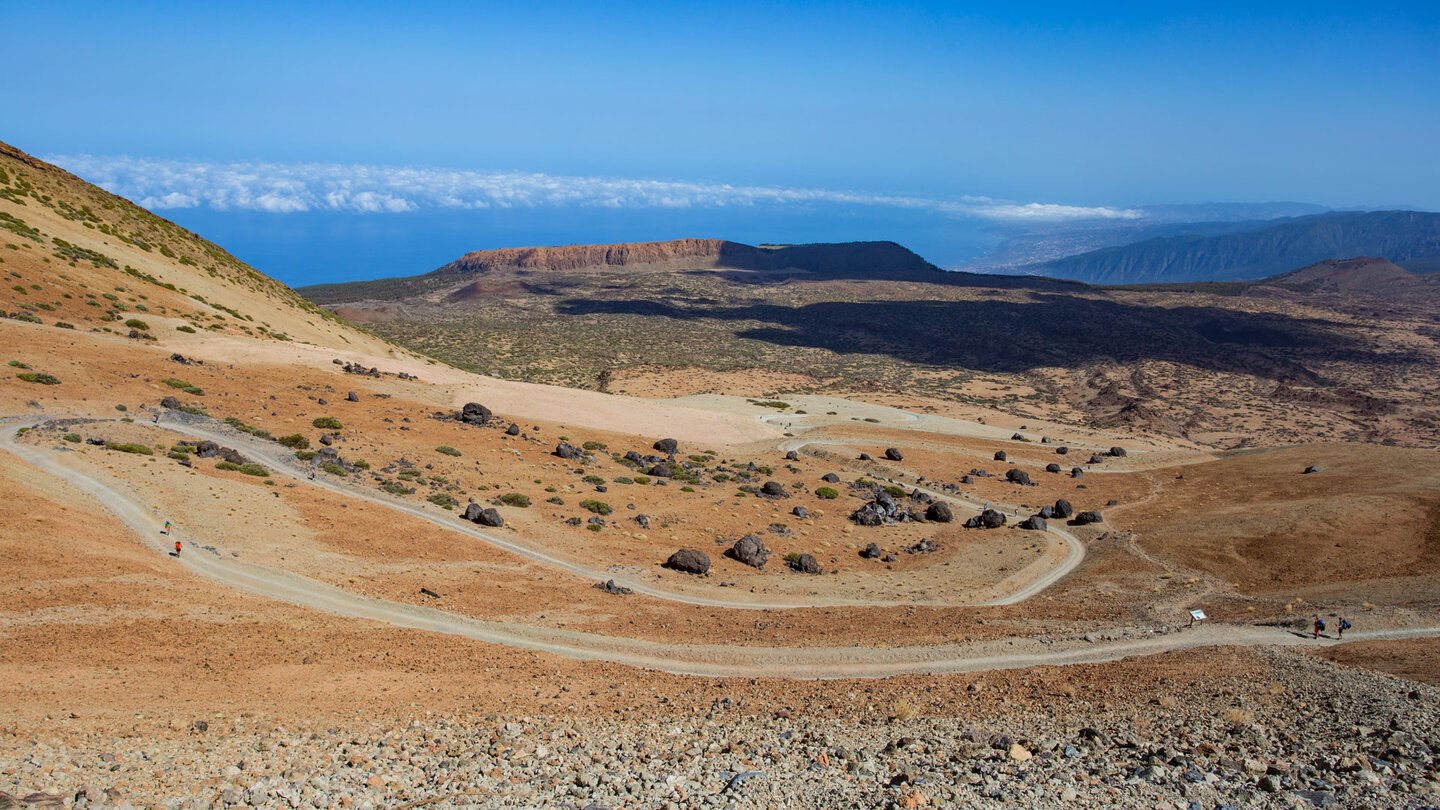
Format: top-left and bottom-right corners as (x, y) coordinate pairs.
(4, 649), (1439, 810)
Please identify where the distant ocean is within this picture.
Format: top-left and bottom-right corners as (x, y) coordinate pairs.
(161, 206), (1004, 288)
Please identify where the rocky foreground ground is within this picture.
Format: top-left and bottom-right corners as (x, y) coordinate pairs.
(3, 648), (1437, 810)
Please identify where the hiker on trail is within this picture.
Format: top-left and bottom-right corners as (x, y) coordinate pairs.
(1313, 615), (1325, 639)
(308, 467), (316, 480)
(162, 520), (171, 535)
(153, 412), (160, 424)
(1337, 617), (1351, 639)
(174, 539), (182, 557)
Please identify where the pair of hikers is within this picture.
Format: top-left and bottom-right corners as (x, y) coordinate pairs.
(1314, 615), (1352, 639)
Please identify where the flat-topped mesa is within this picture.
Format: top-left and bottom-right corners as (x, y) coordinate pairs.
(299, 238), (943, 304)
(443, 238), (730, 275)
(437, 238), (940, 278)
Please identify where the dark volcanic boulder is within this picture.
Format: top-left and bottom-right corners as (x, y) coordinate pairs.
(792, 506), (808, 519)
(784, 450), (799, 461)
(653, 438), (678, 455)
(463, 504), (505, 527)
(861, 543), (883, 559)
(649, 463), (674, 478)
(346, 391), (359, 402)
(925, 501), (954, 523)
(1040, 436), (1051, 444)
(821, 473), (840, 483)
(1006, 469), (1032, 486)
(319, 434), (333, 446)
(1053, 499), (1074, 519)
(1045, 463), (1061, 473)
(505, 423), (521, 436)
(1019, 515), (1048, 531)
(1071, 467), (1084, 478)
(851, 501), (888, 526)
(1074, 511), (1104, 525)
(728, 534), (769, 568)
(1056, 446), (1069, 455)
(664, 549), (710, 575)
(195, 440), (219, 458)
(459, 402), (492, 426)
(961, 475), (973, 484)
(964, 509), (1007, 529)
(858, 453), (872, 461)
(218, 447), (246, 465)
(1039, 505), (1055, 519)
(1304, 465), (1321, 474)
(994, 450), (1007, 462)
(884, 448), (904, 461)
(1089, 453), (1107, 464)
(1108, 446), (1127, 458)
(1012, 433), (1024, 440)
(160, 396), (182, 410)
(790, 553), (821, 575)
(554, 442), (584, 461)
(759, 481), (789, 499)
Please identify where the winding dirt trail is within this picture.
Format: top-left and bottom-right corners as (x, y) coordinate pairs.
(5, 417), (1438, 678)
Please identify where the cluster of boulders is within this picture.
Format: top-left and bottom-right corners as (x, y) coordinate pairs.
(964, 509), (1007, 529)
(850, 490), (924, 526)
(174, 439), (246, 465)
(457, 402), (492, 426)
(462, 503), (504, 528)
(169, 352), (202, 366)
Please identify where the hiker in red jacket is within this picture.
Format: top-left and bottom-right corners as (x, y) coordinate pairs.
(174, 540), (182, 557)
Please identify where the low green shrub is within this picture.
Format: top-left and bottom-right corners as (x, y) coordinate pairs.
(586, 523), (602, 532)
(579, 499), (612, 515)
(582, 474), (606, 485)
(6, 360), (29, 369)
(582, 440), (606, 451)
(633, 475), (651, 485)
(104, 442), (152, 455)
(312, 416), (342, 429)
(815, 486), (839, 499)
(435, 445), (462, 457)
(237, 463), (268, 477)
(320, 462), (348, 476)
(167, 451), (190, 461)
(498, 492), (531, 507)
(427, 492), (458, 508)
(277, 434), (309, 449)
(883, 485), (907, 499)
(215, 461), (240, 471)
(546, 496), (564, 505)
(353, 459), (370, 470)
(383, 481), (413, 495)
(16, 372), (60, 384)
(176, 324), (196, 333)
(295, 450), (317, 461)
(123, 318), (149, 330)
(62, 433), (81, 443)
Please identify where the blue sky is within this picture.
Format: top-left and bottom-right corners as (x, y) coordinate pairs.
(3, 2), (1438, 280)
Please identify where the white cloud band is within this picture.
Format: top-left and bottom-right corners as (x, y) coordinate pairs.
(46, 154), (1144, 222)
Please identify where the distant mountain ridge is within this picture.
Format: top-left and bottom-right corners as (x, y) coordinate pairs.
(300, 238), (942, 303)
(1020, 210), (1440, 284)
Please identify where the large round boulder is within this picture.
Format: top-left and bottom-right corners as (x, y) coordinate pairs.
(554, 442), (584, 461)
(665, 549), (710, 575)
(728, 534), (769, 568)
(1053, 499), (1074, 519)
(790, 553), (821, 575)
(1006, 469), (1032, 485)
(653, 438), (678, 455)
(759, 481), (789, 498)
(994, 450), (1007, 462)
(925, 501), (954, 523)
(1074, 511), (1104, 525)
(884, 448), (904, 461)
(1108, 446), (1127, 458)
(459, 402), (492, 426)
(1045, 463), (1061, 473)
(1019, 515), (1048, 531)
